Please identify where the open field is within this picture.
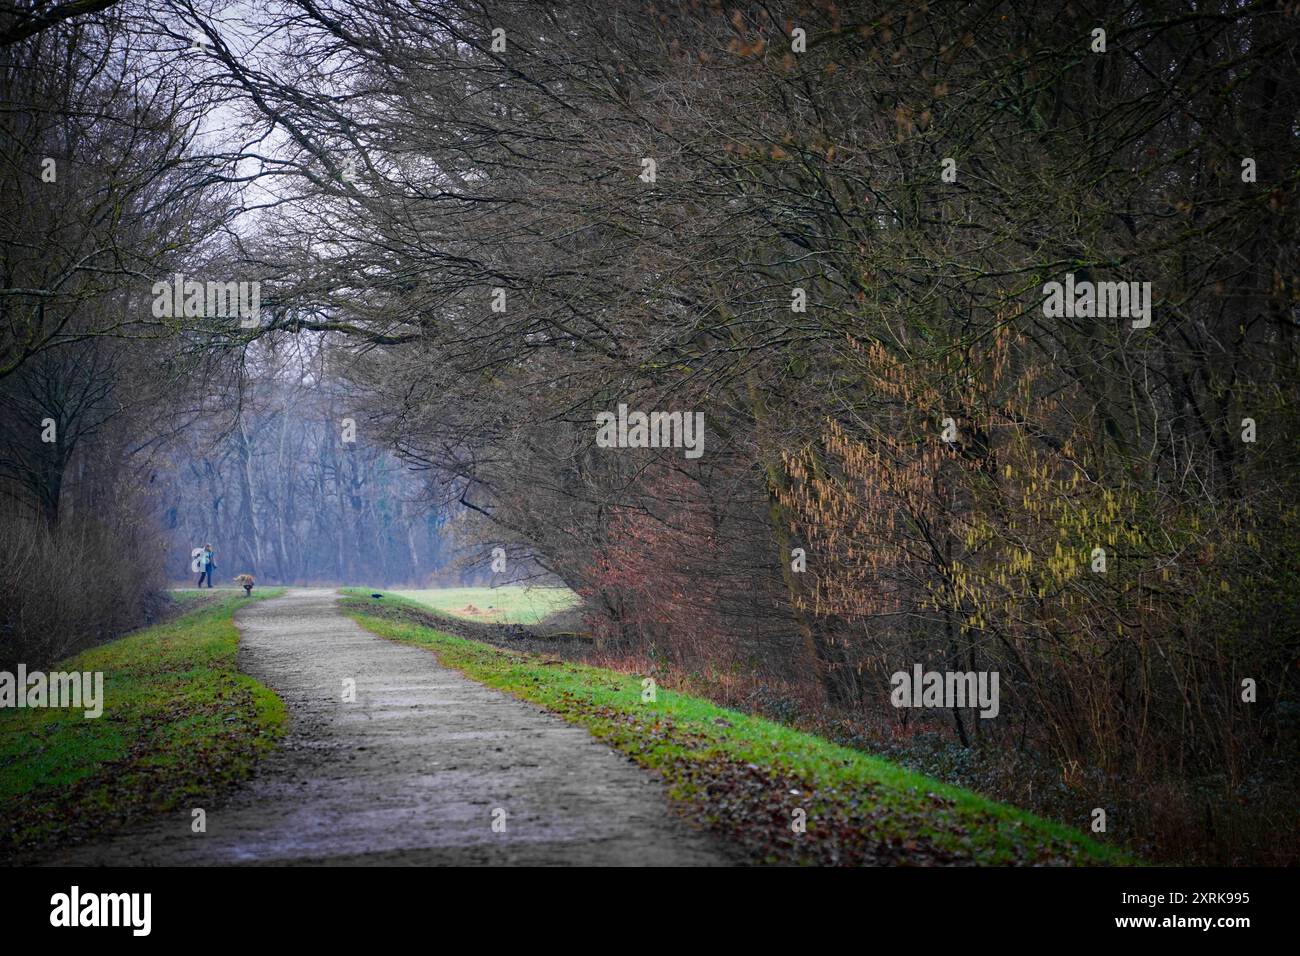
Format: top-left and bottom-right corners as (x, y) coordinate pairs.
(390, 586), (580, 627)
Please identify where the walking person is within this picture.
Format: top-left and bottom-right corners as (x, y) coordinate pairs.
(196, 544), (217, 588)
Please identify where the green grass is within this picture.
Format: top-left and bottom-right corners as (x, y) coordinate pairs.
(390, 585), (579, 626)
(342, 591), (1131, 866)
(168, 587), (224, 606)
(0, 589), (287, 861)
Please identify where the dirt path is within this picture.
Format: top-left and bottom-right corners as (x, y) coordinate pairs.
(49, 589), (730, 866)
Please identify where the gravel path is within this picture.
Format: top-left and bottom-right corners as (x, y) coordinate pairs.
(50, 589), (729, 866)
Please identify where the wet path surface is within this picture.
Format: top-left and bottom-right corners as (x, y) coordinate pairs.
(50, 589), (728, 866)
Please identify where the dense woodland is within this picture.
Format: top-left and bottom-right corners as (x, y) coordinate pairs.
(1, 0), (1296, 863)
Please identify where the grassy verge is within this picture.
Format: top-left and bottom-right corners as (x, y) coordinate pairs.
(342, 591), (1131, 866)
(0, 589), (287, 862)
(167, 587), (225, 607)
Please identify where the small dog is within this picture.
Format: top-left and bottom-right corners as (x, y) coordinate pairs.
(233, 574), (255, 596)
